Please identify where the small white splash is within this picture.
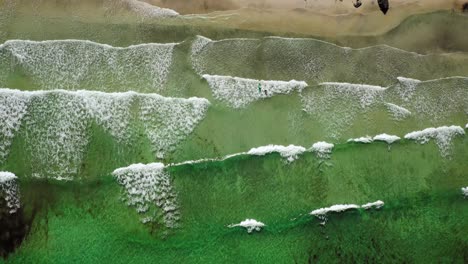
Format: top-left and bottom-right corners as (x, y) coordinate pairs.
(462, 187), (468, 198)
(0, 171), (20, 214)
(228, 219), (265, 233)
(396, 77), (421, 101)
(347, 136), (374, 144)
(385, 102), (411, 120)
(203, 74), (307, 108)
(466, 123), (468, 129)
(373, 134), (401, 144)
(310, 204), (360, 216)
(310, 141), (334, 158)
(404, 125), (465, 157)
(247, 144), (306, 162)
(0, 171), (16, 183)
(112, 163), (180, 228)
(190, 36), (213, 75)
(361, 200), (385, 210)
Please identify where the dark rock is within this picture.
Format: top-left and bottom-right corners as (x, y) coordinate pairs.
(462, 3), (468, 13)
(378, 0), (389, 14)
(353, 0), (362, 8)
(0, 198), (28, 259)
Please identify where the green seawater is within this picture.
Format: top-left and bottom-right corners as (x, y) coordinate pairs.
(3, 140), (468, 263)
(0, 1), (467, 263)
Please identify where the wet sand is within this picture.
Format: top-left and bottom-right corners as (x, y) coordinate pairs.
(177, 0), (466, 37)
(2, 0), (467, 41)
(150, 0), (463, 15)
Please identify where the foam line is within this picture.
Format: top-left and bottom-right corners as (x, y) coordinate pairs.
(1, 39), (177, 92)
(404, 125), (465, 157)
(203, 74), (307, 108)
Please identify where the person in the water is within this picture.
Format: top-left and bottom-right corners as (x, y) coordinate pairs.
(258, 83), (261, 93)
(264, 89), (268, 96)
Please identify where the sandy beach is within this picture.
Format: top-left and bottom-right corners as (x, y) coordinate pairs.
(149, 0), (464, 15)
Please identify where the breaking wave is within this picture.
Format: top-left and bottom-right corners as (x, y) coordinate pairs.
(202, 74), (307, 108)
(0, 39), (177, 92)
(191, 36), (468, 87)
(0, 89), (210, 179)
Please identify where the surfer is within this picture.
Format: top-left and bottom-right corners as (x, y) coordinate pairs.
(258, 83), (262, 93)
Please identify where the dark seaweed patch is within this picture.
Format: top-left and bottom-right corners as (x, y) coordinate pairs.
(0, 199), (29, 259)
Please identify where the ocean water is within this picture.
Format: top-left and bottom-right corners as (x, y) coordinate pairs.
(0, 1), (467, 263)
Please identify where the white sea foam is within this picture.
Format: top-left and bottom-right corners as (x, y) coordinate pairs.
(190, 36), (261, 77)
(123, 0), (179, 18)
(310, 141), (334, 158)
(0, 171), (20, 214)
(310, 204), (360, 216)
(385, 102), (411, 120)
(169, 152), (246, 167)
(0, 89), (209, 178)
(228, 219), (265, 233)
(171, 144), (311, 167)
(139, 95), (210, 159)
(302, 82), (385, 139)
(81, 91), (135, 141)
(461, 187), (468, 198)
(0, 89), (31, 163)
(319, 83), (386, 108)
(396, 77), (421, 101)
(112, 163), (180, 228)
(0, 171), (16, 183)
(347, 136), (374, 144)
(247, 145), (306, 162)
(190, 36), (213, 75)
(310, 201), (384, 223)
(373, 134), (401, 144)
(203, 74), (307, 108)
(2, 40), (176, 92)
(361, 200), (385, 210)
(24, 91), (91, 179)
(404, 125), (465, 157)
(391, 77), (468, 125)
